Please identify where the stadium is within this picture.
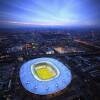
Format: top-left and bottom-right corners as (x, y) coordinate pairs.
(20, 57), (72, 95)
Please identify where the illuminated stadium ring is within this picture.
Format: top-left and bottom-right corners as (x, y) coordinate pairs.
(20, 57), (72, 95)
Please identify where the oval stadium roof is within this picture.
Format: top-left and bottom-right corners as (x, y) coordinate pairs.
(19, 57), (72, 95)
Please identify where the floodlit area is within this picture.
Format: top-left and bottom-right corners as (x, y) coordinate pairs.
(34, 63), (57, 80)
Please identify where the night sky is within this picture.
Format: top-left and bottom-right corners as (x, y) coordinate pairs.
(0, 0), (100, 28)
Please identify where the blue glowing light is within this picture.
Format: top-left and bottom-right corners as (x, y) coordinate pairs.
(19, 57), (72, 95)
